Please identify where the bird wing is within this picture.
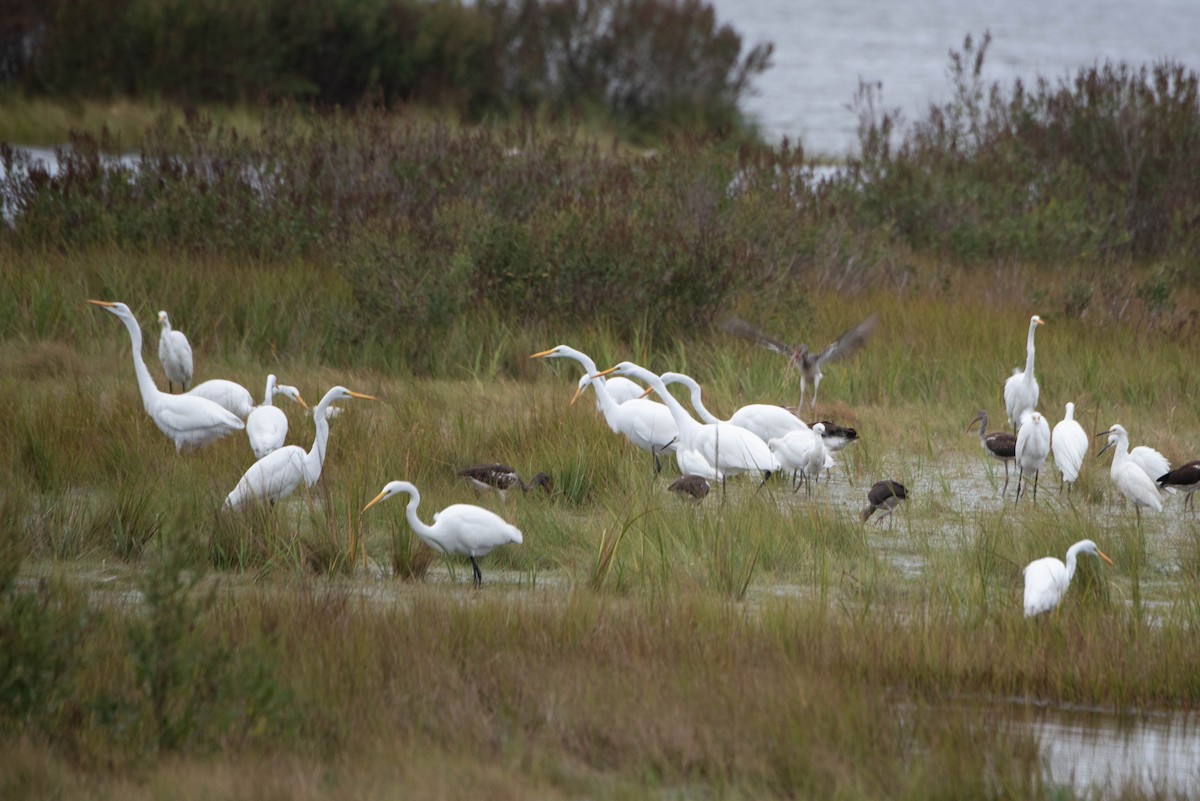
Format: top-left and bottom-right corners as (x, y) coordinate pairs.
(815, 314), (878, 366)
(719, 316), (796, 359)
(247, 406), (288, 459)
(1023, 558), (1068, 616)
(435, 504), (524, 552)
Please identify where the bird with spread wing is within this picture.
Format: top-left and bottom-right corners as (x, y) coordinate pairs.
(720, 313), (878, 410)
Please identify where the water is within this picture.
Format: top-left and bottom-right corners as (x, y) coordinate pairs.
(709, 0), (1200, 157)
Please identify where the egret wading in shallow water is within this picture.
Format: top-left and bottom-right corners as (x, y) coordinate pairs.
(720, 313), (877, 410)
(1014, 411), (1050, 504)
(223, 386), (376, 510)
(530, 345), (643, 406)
(967, 410), (1017, 496)
(768, 423), (827, 495)
(1157, 461), (1200, 515)
(362, 480), (523, 587)
(457, 464), (552, 500)
(1023, 539), (1113, 617)
(861, 479), (908, 525)
(157, 310), (193, 393)
(1051, 402), (1088, 493)
(595, 362), (779, 491)
(245, 374), (307, 459)
(1097, 424), (1166, 525)
(88, 300), (244, 452)
(1004, 315), (1043, 432)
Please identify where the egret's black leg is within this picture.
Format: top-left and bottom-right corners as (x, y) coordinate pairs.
(470, 556), (482, 588)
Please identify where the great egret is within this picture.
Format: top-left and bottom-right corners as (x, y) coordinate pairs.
(88, 300), (244, 452)
(861, 479), (908, 524)
(1157, 461), (1200, 514)
(245, 374), (308, 459)
(223, 386), (376, 510)
(1097, 424), (1166, 522)
(596, 362), (779, 487)
(768, 423), (828, 495)
(1014, 411), (1051, 504)
(1050, 402), (1088, 492)
(967, 410), (1017, 495)
(1004, 315), (1043, 431)
(571, 372), (677, 473)
(1023, 539), (1113, 617)
(362, 480), (523, 587)
(530, 345), (643, 406)
(186, 379), (256, 419)
(457, 464), (552, 500)
(667, 474), (711, 502)
(721, 313), (878, 409)
(157, 311), (193, 393)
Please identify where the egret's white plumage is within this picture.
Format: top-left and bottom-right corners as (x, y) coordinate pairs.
(1050, 402), (1088, 490)
(1014, 411), (1051, 503)
(768, 423), (827, 494)
(156, 310), (193, 393)
(571, 372), (677, 471)
(1023, 539), (1113, 617)
(1004, 315), (1043, 430)
(657, 372), (808, 444)
(89, 300), (244, 452)
(186, 379), (256, 419)
(1098, 424), (1166, 518)
(597, 362), (779, 485)
(362, 480), (523, 586)
(223, 386), (375, 510)
(531, 345), (643, 405)
(245, 374), (307, 459)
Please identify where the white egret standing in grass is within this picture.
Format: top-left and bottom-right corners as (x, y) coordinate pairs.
(530, 345), (643, 405)
(861, 479), (908, 525)
(656, 371), (808, 443)
(1014, 411), (1051, 504)
(570, 372), (677, 473)
(1157, 461), (1200, 515)
(457, 463), (552, 500)
(88, 300), (244, 452)
(596, 362), (779, 488)
(186, 378), (256, 419)
(245, 374), (308, 459)
(721, 314), (877, 410)
(156, 310), (193, 393)
(1097, 424), (1166, 524)
(1050, 402), (1088, 493)
(223, 386), (376, 510)
(362, 480), (523, 587)
(1004, 315), (1043, 431)
(967, 410), (1017, 496)
(1023, 539), (1113, 617)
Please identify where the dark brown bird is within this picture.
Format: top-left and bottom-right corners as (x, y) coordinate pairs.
(861, 479), (908, 524)
(967, 410), (1017, 495)
(721, 314), (877, 409)
(667, 474), (710, 502)
(458, 464), (552, 500)
(1157, 461), (1200, 514)
(818, 421), (858, 452)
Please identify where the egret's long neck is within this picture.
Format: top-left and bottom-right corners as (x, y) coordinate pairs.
(303, 396), (335, 485)
(1024, 323), (1037, 374)
(1111, 435), (1130, 465)
(682, 381), (720, 425)
(120, 314), (160, 412)
(588, 376), (621, 424)
(1064, 545), (1082, 583)
(262, 376), (275, 406)
(402, 487), (440, 549)
(564, 348), (598, 376)
(641, 372), (700, 438)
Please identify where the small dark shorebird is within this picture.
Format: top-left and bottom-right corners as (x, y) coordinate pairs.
(1157, 461), (1200, 514)
(667, 474), (711, 503)
(861, 479), (908, 524)
(967, 410), (1017, 495)
(458, 464), (552, 500)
